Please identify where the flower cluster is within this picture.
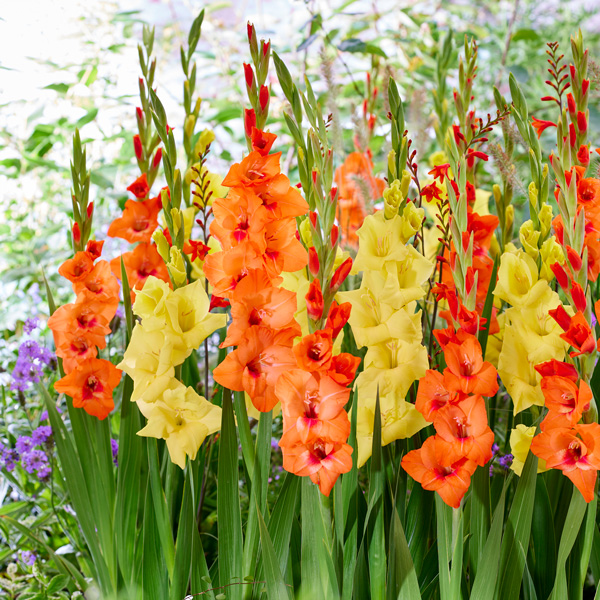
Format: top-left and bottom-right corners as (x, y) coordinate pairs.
(11, 339), (54, 392)
(118, 276), (226, 468)
(49, 241), (121, 420)
(208, 131), (309, 412)
(340, 196), (432, 467)
(0, 426), (53, 480)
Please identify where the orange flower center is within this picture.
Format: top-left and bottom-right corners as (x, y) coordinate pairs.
(308, 343), (323, 362)
(133, 217), (149, 232)
(83, 375), (104, 400)
(453, 417), (470, 439)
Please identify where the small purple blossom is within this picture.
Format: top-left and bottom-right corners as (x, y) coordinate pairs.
(111, 439), (118, 466)
(40, 411), (48, 422)
(20, 551), (36, 566)
(498, 454), (513, 470)
(489, 464), (494, 477)
(21, 449), (49, 475)
(271, 437), (279, 450)
(32, 426), (52, 445)
(1, 447), (19, 471)
(10, 339), (54, 392)
(16, 436), (34, 454)
(491, 443), (500, 456)
(115, 306), (125, 320)
(23, 318), (39, 334)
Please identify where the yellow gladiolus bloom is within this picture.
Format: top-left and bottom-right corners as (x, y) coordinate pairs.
(509, 425), (548, 476)
(137, 381), (221, 469)
(354, 211), (408, 272)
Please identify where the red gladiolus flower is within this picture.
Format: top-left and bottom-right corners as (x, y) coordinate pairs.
(127, 173), (149, 199)
(535, 359), (579, 382)
(428, 163), (450, 182)
(326, 301), (351, 340)
(306, 278), (324, 321)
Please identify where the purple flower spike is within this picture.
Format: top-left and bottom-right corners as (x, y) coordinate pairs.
(20, 551), (36, 566)
(111, 439), (119, 466)
(23, 318), (39, 334)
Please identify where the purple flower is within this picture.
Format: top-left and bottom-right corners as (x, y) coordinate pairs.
(32, 426), (52, 446)
(40, 411), (48, 422)
(498, 454), (513, 470)
(20, 551), (36, 566)
(489, 464), (494, 477)
(1, 447), (19, 471)
(111, 439), (118, 466)
(21, 449), (49, 475)
(16, 436), (33, 454)
(10, 339), (54, 391)
(23, 318), (39, 334)
(492, 443), (500, 456)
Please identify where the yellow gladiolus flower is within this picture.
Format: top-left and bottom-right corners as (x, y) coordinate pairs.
(168, 246), (187, 287)
(519, 220), (540, 259)
(539, 236), (565, 281)
(133, 276), (171, 328)
(383, 178), (403, 219)
(509, 425), (548, 476)
(354, 212), (408, 271)
(356, 393), (428, 467)
(137, 381), (221, 469)
(398, 202), (424, 244)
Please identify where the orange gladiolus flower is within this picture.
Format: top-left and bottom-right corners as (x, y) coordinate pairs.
(110, 242), (170, 299)
(253, 174), (308, 219)
(250, 127), (277, 156)
(54, 357), (121, 420)
(549, 308), (596, 357)
(401, 436), (478, 508)
(127, 173), (150, 199)
(86, 239), (104, 260)
(107, 196), (161, 244)
(535, 359), (579, 382)
(73, 260), (120, 312)
(293, 330), (334, 372)
(327, 353), (361, 387)
(541, 376), (592, 426)
(443, 333), (499, 396)
(58, 251), (94, 284)
(222, 269), (299, 347)
(531, 424), (600, 502)
(222, 151), (282, 189)
(48, 297), (112, 349)
(277, 369), (350, 445)
(415, 369), (461, 421)
(433, 395), (494, 466)
(54, 332), (98, 374)
(262, 218), (308, 277)
(282, 437), (353, 497)
(213, 326), (297, 412)
(326, 301), (352, 340)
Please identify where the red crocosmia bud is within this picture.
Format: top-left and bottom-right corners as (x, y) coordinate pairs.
(87, 202), (94, 218)
(209, 295), (230, 312)
(535, 359), (579, 382)
(569, 123), (577, 148)
(571, 281), (587, 312)
(331, 225), (339, 247)
(577, 111), (587, 134)
(296, 183), (302, 189)
(259, 85), (269, 111)
(326, 300), (352, 340)
(152, 148), (163, 168)
(582, 79), (590, 97)
(548, 305), (572, 331)
(86, 239), (104, 260)
(244, 108), (256, 138)
(308, 247), (320, 277)
(139, 77), (145, 93)
(551, 262), (569, 289)
(136, 107), (143, 122)
(577, 144), (590, 167)
(373, 86), (378, 100)
(262, 40), (270, 56)
(566, 246), (583, 271)
(243, 63), (254, 88)
(330, 258), (353, 292)
(309, 211), (318, 228)
(306, 278), (324, 321)
(133, 134), (143, 160)
(72, 222), (81, 244)
(567, 93), (576, 115)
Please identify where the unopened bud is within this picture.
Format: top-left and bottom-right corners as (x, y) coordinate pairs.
(152, 229), (171, 263)
(87, 202), (94, 219)
(72, 222), (81, 244)
(133, 134), (143, 160)
(308, 247), (320, 277)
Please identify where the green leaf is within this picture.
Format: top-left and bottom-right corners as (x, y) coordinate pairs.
(257, 504), (292, 599)
(43, 83), (70, 94)
(511, 29), (540, 42)
(142, 481), (169, 598)
(75, 108), (98, 129)
(495, 451), (538, 600)
(217, 388), (243, 598)
(46, 575), (70, 595)
(338, 38), (387, 57)
(389, 504), (421, 600)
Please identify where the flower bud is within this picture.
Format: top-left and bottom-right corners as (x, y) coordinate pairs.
(184, 114), (196, 139)
(387, 150), (397, 180)
(577, 144), (590, 167)
(306, 278), (324, 321)
(539, 203), (553, 239)
(330, 257), (352, 292)
(519, 220), (540, 259)
(152, 229), (171, 263)
(87, 202), (94, 219)
(540, 237), (565, 281)
(72, 222), (81, 244)
(399, 202), (424, 243)
(571, 281), (587, 312)
(259, 85), (269, 111)
(244, 108), (256, 138)
(136, 107), (143, 123)
(243, 63), (254, 88)
(152, 147), (163, 168)
(308, 247), (320, 277)
(505, 204), (514, 233)
(331, 224), (339, 247)
(383, 179), (403, 219)
(566, 246), (583, 271)
(133, 134), (143, 160)
(168, 246), (187, 286)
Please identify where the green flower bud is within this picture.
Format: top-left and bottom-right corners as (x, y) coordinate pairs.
(152, 229), (170, 263)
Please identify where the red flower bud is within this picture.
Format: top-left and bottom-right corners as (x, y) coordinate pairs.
(244, 108), (256, 138)
(330, 224), (339, 247)
(243, 63), (254, 88)
(577, 144), (590, 167)
(312, 170), (318, 185)
(262, 40), (270, 56)
(309, 211), (318, 228)
(259, 85), (269, 111)
(86, 202), (94, 219)
(535, 359), (579, 382)
(247, 22), (254, 44)
(582, 79), (590, 97)
(566, 246), (583, 271)
(577, 111), (587, 134)
(72, 222), (81, 244)
(133, 134), (143, 160)
(152, 147), (163, 168)
(571, 281), (587, 312)
(308, 247), (320, 277)
(548, 305), (572, 331)
(136, 107), (143, 122)
(567, 93), (576, 115)
(306, 278), (324, 321)
(330, 257), (353, 291)
(326, 301), (352, 340)
(551, 262), (569, 289)
(330, 187), (338, 202)
(570, 64), (577, 81)
(362, 99), (368, 118)
(569, 122), (577, 148)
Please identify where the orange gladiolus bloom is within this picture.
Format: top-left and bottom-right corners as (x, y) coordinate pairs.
(541, 376), (592, 426)
(293, 330), (334, 372)
(262, 218), (308, 277)
(549, 308), (596, 357)
(107, 196), (161, 244)
(54, 332), (98, 374)
(222, 151), (282, 189)
(282, 437), (353, 497)
(58, 251), (94, 284)
(277, 369), (350, 445)
(253, 174), (308, 219)
(443, 333), (499, 396)
(48, 297), (112, 349)
(327, 353), (361, 387)
(54, 357), (121, 420)
(73, 260), (120, 313)
(535, 359), (579, 382)
(213, 326), (297, 412)
(110, 242), (170, 299)
(326, 301), (352, 340)
(531, 424), (600, 502)
(416, 369), (461, 421)
(433, 395), (494, 466)
(401, 435), (478, 508)
(127, 173), (150, 199)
